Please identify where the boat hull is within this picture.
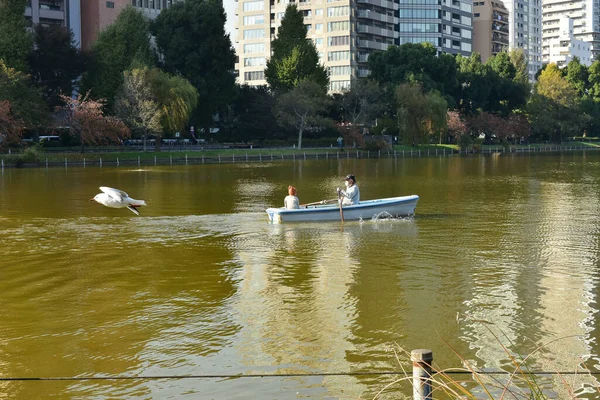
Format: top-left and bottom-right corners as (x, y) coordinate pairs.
(266, 195), (419, 223)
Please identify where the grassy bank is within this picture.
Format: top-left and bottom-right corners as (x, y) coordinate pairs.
(1, 142), (598, 167)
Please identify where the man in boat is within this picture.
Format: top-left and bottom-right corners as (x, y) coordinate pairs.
(337, 174), (360, 205)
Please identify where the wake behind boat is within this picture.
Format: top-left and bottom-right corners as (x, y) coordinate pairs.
(266, 195), (419, 223)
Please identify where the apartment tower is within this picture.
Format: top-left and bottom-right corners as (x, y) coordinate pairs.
(472, 0), (508, 62)
(501, 0), (542, 81)
(25, 0), (82, 47)
(235, 0), (399, 91)
(545, 16), (592, 66)
(81, 0), (183, 50)
(397, 0), (473, 56)
(542, 0), (600, 63)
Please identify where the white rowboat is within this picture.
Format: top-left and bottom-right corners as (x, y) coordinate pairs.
(266, 195), (419, 223)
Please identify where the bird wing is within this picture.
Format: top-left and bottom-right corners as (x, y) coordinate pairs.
(99, 186), (128, 201)
(126, 205), (141, 216)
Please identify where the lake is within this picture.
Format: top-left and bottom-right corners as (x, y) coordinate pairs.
(1, 152), (600, 399)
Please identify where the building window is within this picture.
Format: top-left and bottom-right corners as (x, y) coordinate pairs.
(244, 71), (265, 81)
(327, 6), (349, 17)
(328, 21), (350, 32)
(315, 8), (323, 16)
(329, 80), (351, 91)
(328, 50), (350, 61)
(243, 28), (265, 39)
(328, 35), (350, 46)
(328, 65), (352, 75)
(243, 0), (264, 12)
(244, 57), (266, 66)
(243, 15), (265, 25)
(314, 37), (324, 46)
(244, 43), (265, 53)
(106, 1), (115, 7)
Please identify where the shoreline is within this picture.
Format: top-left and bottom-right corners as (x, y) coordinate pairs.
(2, 144), (599, 169)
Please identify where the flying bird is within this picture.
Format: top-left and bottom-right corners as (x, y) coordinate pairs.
(91, 186), (147, 215)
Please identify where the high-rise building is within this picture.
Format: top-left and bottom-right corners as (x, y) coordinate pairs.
(472, 0), (508, 62)
(501, 0), (542, 81)
(81, 0), (182, 50)
(25, 0), (82, 47)
(398, 0), (473, 56)
(235, 0), (399, 91)
(545, 16), (592, 66)
(542, 0), (600, 63)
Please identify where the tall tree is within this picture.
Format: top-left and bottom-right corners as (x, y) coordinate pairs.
(508, 48), (530, 87)
(265, 4), (328, 93)
(59, 93), (130, 153)
(222, 85), (279, 142)
(455, 53), (493, 115)
(0, 0), (32, 72)
(28, 25), (87, 109)
(527, 64), (583, 142)
(338, 79), (384, 127)
(368, 43), (459, 103)
(396, 83), (447, 145)
(274, 80), (331, 149)
(153, 0), (236, 133)
(486, 52), (529, 115)
(564, 57), (589, 97)
(0, 60), (47, 128)
(0, 100), (24, 147)
(147, 68), (199, 136)
(82, 7), (154, 109)
(115, 68), (163, 151)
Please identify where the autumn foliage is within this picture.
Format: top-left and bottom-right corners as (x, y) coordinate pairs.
(0, 100), (24, 147)
(59, 92), (130, 152)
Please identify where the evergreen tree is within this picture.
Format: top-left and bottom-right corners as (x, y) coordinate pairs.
(81, 7), (154, 109)
(153, 0), (236, 133)
(0, 0), (32, 72)
(0, 60), (47, 128)
(265, 4), (328, 93)
(28, 25), (87, 109)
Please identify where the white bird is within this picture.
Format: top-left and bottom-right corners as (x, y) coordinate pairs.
(91, 186), (147, 215)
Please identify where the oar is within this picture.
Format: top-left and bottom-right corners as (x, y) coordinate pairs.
(338, 191), (344, 223)
(301, 198), (338, 207)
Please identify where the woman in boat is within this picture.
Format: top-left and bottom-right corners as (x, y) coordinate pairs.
(337, 174), (360, 205)
(284, 185), (300, 209)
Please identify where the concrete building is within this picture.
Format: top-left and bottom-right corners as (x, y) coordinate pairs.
(545, 16), (592, 66)
(25, 0), (82, 47)
(81, 0), (182, 50)
(542, 0), (600, 63)
(234, 0), (399, 91)
(500, 0), (542, 81)
(398, 0), (473, 56)
(472, 0), (508, 62)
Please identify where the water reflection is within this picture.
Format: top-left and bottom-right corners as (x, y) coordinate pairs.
(2, 155), (600, 398)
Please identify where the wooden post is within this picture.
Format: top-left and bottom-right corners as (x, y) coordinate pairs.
(138, 156), (140, 167)
(100, 158), (103, 167)
(117, 157), (119, 167)
(83, 158), (86, 168)
(412, 349), (433, 400)
(185, 154), (188, 165)
(154, 156), (157, 166)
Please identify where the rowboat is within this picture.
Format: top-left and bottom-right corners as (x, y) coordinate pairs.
(266, 195), (419, 223)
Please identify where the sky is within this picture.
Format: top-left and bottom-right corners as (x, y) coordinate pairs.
(224, 0), (237, 44)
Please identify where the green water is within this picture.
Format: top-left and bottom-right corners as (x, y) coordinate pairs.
(1, 153), (600, 399)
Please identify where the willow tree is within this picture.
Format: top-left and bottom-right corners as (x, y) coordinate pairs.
(265, 4), (328, 93)
(396, 83), (447, 145)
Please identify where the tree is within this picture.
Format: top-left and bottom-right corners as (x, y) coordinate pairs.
(115, 68), (163, 151)
(147, 68), (198, 136)
(509, 48), (530, 87)
(28, 25), (87, 109)
(368, 43), (459, 103)
(564, 57), (589, 97)
(59, 92), (130, 153)
(274, 80), (331, 149)
(0, 100), (24, 147)
(0, 0), (32, 72)
(445, 110), (467, 145)
(486, 52), (529, 115)
(265, 4), (328, 93)
(395, 83), (447, 145)
(527, 64), (583, 142)
(0, 60), (47, 128)
(153, 0), (236, 133)
(338, 79), (383, 128)
(82, 7), (154, 109)
(222, 85), (279, 142)
(455, 53), (493, 115)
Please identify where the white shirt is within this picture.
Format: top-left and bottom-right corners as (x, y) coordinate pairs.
(284, 195), (300, 209)
(340, 184), (360, 205)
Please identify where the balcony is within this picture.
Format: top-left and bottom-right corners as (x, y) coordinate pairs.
(357, 0), (399, 11)
(357, 24), (397, 38)
(357, 39), (390, 50)
(492, 34), (508, 44)
(492, 23), (508, 33)
(357, 9), (398, 24)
